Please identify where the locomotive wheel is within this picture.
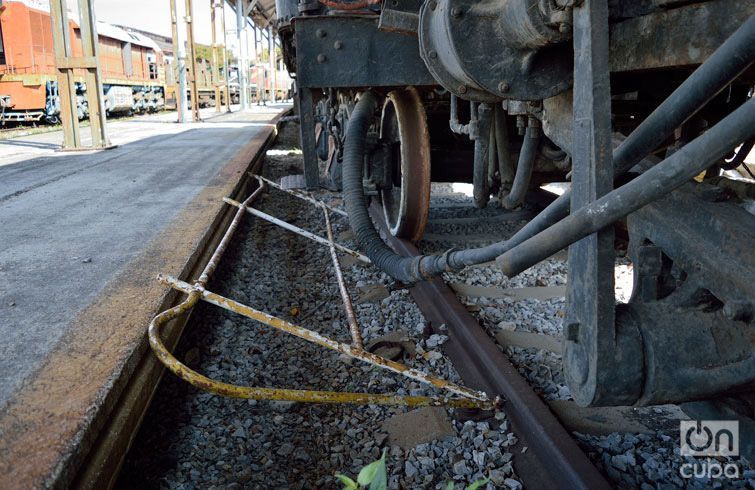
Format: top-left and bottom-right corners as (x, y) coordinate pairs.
(378, 88), (431, 242)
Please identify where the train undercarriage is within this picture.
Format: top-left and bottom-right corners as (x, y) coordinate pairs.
(0, 80), (166, 125)
(278, 0), (755, 414)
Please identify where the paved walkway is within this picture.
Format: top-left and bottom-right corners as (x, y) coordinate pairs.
(0, 103), (290, 488)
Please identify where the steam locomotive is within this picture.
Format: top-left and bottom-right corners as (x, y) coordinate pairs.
(276, 0), (755, 412)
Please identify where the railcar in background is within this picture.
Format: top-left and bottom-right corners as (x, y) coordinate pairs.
(0, 0), (165, 123)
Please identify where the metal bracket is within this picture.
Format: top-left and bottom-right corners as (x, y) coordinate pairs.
(562, 0), (641, 406)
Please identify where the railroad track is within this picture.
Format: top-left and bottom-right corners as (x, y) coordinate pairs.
(118, 121), (752, 488)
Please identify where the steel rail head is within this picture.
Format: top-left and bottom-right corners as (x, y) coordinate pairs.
(159, 274), (494, 405)
(322, 204), (364, 349)
(223, 197), (372, 264)
(496, 96), (755, 276)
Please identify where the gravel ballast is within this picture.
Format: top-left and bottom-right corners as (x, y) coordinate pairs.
(119, 123), (754, 489)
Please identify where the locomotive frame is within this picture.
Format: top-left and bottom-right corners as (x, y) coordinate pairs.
(277, 0), (755, 412)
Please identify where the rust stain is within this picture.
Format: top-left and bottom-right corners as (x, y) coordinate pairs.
(0, 112), (286, 489)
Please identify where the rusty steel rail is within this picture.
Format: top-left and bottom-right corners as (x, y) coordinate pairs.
(370, 203), (610, 490)
(322, 204), (364, 349)
(223, 197), (371, 264)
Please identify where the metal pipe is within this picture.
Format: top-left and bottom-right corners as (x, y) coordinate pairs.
(223, 197), (371, 263)
(472, 103), (492, 208)
(492, 13), (755, 255)
(495, 105), (515, 186)
(160, 275), (493, 404)
(496, 97), (755, 276)
(502, 125), (540, 209)
(220, 0), (232, 112)
(322, 205), (363, 348)
(236, 0), (248, 109)
(252, 174), (348, 217)
(449, 94), (474, 136)
(211, 0), (221, 112)
(341, 16), (755, 283)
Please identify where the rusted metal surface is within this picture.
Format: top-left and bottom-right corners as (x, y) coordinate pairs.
(223, 196), (371, 263)
(378, 87), (431, 241)
(371, 204), (610, 489)
(198, 185), (266, 286)
(155, 274), (494, 407)
(322, 205), (364, 349)
(147, 286), (486, 409)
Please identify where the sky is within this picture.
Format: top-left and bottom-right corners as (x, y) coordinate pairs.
(93, 0), (238, 46)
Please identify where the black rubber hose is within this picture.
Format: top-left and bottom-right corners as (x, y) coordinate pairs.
(502, 126), (540, 209)
(495, 105), (514, 185)
(342, 92), (535, 282)
(342, 92), (423, 283)
(472, 103), (493, 208)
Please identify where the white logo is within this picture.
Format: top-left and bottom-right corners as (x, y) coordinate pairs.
(680, 420), (739, 457)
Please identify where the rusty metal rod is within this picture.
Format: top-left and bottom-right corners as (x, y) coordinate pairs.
(198, 185), (265, 286)
(148, 295), (488, 408)
(322, 204), (364, 348)
(148, 181), (491, 409)
(223, 197), (371, 264)
(253, 174), (348, 217)
(160, 274), (492, 404)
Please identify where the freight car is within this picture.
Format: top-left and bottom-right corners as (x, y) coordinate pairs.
(278, 0), (755, 411)
(0, 0), (165, 123)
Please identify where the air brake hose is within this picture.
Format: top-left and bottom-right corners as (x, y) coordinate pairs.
(343, 91), (512, 283)
(501, 125), (540, 209)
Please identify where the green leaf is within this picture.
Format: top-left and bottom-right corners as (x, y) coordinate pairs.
(335, 473), (358, 490)
(446, 482), (455, 490)
(466, 478), (490, 490)
(357, 450), (387, 488)
(368, 451), (388, 490)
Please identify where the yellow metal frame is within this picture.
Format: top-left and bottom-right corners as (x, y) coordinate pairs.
(147, 180), (499, 410)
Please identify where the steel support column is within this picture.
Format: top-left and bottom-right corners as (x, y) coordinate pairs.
(185, 0), (201, 121)
(211, 0), (221, 112)
(269, 26), (276, 104)
(251, 25), (259, 104)
(49, 0), (79, 148)
(236, 0), (248, 109)
(76, 0), (108, 147)
(49, 0), (110, 149)
(220, 0), (232, 112)
(170, 0), (186, 122)
(563, 0), (640, 406)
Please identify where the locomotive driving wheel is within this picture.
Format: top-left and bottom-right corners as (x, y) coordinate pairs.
(378, 88), (431, 242)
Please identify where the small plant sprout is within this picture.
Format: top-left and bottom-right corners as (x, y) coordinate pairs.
(337, 452), (491, 490)
(335, 449), (388, 490)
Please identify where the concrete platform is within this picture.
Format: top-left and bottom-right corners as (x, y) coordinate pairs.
(0, 104), (290, 487)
